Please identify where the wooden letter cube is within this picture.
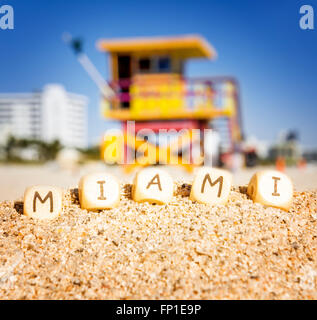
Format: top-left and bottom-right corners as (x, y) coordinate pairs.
(132, 168), (174, 204)
(78, 172), (120, 210)
(24, 186), (63, 220)
(190, 167), (232, 205)
(247, 170), (293, 211)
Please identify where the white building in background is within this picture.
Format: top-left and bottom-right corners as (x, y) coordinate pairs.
(0, 84), (88, 148)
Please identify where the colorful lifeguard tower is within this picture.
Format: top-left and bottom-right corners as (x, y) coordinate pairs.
(97, 34), (243, 172)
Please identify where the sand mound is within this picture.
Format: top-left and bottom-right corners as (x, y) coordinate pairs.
(0, 183), (316, 299)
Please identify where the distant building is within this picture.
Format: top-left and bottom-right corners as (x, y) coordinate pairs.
(268, 130), (302, 164)
(303, 149), (317, 162)
(0, 84), (88, 148)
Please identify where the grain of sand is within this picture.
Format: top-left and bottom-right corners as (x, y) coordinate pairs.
(0, 182), (316, 299)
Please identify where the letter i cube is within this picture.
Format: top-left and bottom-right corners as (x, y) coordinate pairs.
(247, 170), (293, 211)
(78, 172), (120, 210)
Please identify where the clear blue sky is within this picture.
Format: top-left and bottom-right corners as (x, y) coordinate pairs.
(1, 0), (316, 148)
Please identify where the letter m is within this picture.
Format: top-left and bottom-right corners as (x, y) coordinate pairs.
(201, 174), (223, 197)
(33, 191), (53, 212)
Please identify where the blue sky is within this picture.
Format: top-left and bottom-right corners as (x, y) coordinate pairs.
(1, 0), (317, 148)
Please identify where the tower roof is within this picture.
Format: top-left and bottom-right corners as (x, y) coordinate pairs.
(97, 34), (216, 59)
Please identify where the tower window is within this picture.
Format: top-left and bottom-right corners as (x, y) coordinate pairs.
(158, 57), (171, 72)
(138, 58), (151, 72)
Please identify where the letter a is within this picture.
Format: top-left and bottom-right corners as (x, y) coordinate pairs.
(0, 5), (14, 30)
(299, 5), (314, 30)
(146, 174), (162, 191)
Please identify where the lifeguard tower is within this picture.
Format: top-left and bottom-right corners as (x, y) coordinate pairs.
(97, 34), (243, 172)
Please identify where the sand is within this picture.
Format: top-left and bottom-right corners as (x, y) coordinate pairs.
(0, 182), (316, 300)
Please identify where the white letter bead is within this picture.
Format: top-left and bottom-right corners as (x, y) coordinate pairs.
(78, 172), (120, 210)
(132, 168), (173, 204)
(247, 170), (293, 211)
(190, 167), (232, 205)
(23, 186), (63, 220)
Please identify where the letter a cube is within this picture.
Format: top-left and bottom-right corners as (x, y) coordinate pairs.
(24, 186), (63, 220)
(132, 168), (174, 204)
(247, 170), (293, 211)
(190, 167), (232, 205)
(78, 172), (120, 210)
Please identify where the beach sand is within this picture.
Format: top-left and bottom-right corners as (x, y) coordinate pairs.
(0, 182), (316, 299)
